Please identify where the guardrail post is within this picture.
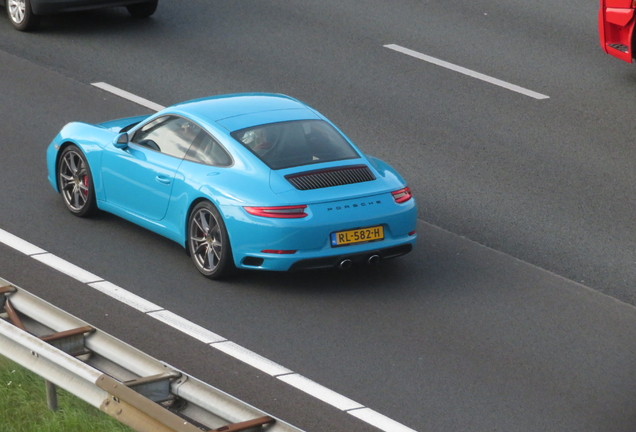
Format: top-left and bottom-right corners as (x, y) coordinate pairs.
(45, 379), (58, 411)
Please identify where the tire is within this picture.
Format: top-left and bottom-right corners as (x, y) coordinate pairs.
(6, 0), (40, 31)
(57, 145), (98, 218)
(127, 1), (158, 18)
(187, 201), (235, 279)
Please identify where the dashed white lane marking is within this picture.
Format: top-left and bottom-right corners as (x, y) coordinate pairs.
(92, 82), (166, 111)
(384, 43), (550, 100)
(2, 80), (421, 432)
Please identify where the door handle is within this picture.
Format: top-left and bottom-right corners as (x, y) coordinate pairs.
(155, 176), (171, 185)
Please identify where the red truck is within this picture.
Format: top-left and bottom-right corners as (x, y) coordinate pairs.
(599, 0), (636, 62)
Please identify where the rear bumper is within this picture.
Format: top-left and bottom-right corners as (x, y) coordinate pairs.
(234, 233), (417, 272)
(287, 243), (413, 271)
(222, 191), (418, 272)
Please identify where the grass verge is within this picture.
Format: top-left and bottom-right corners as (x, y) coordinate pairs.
(0, 354), (133, 432)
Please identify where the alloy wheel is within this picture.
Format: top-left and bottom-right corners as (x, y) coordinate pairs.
(8, 0), (26, 24)
(59, 150), (90, 212)
(190, 207), (223, 273)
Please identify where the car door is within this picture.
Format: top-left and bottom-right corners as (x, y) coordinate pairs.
(599, 0), (636, 63)
(101, 116), (199, 221)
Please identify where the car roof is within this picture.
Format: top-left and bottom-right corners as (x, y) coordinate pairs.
(168, 93), (322, 132)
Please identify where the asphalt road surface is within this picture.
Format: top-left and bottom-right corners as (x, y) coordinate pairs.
(1, 1), (636, 431)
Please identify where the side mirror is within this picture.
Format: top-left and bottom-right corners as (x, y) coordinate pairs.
(113, 133), (129, 149)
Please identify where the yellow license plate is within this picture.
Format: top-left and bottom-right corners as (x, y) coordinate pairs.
(331, 226), (384, 246)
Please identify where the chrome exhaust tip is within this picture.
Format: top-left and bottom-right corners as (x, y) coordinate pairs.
(338, 259), (353, 270)
(367, 254), (381, 266)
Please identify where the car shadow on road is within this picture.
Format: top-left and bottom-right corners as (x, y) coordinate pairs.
(27, 8), (158, 36)
(231, 258), (416, 294)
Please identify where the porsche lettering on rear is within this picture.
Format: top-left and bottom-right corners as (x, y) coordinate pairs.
(327, 201), (382, 211)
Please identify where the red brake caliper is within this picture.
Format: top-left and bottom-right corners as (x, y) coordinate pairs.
(82, 176), (89, 197)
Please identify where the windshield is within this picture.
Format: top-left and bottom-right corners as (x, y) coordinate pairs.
(231, 120), (360, 170)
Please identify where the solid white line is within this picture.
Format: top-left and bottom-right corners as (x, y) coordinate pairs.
(92, 82), (165, 112)
(88, 281), (163, 313)
(212, 341), (294, 376)
(3, 227), (420, 432)
(348, 408), (419, 432)
(31, 253), (103, 284)
(0, 228), (46, 255)
(384, 44), (550, 100)
(277, 374), (364, 411)
(147, 310), (226, 344)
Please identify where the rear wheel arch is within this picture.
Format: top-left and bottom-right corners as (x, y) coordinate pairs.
(184, 197), (234, 251)
(186, 199), (236, 279)
(185, 198), (209, 251)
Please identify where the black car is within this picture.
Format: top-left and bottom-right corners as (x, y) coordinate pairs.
(4, 0), (157, 31)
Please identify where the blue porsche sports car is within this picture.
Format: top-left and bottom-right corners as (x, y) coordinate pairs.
(46, 93), (417, 279)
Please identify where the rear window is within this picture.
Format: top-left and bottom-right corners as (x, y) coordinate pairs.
(231, 120), (360, 170)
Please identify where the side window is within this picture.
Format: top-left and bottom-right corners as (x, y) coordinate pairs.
(131, 116), (200, 159)
(184, 130), (232, 167)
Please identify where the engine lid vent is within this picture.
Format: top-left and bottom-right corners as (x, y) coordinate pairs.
(285, 165), (376, 190)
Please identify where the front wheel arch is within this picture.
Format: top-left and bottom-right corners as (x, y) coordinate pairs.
(56, 144), (98, 217)
(54, 142), (76, 192)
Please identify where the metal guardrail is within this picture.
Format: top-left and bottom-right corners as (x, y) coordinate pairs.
(0, 278), (304, 432)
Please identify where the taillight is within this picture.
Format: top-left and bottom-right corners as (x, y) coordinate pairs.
(391, 187), (412, 203)
(244, 205), (308, 218)
(261, 249), (297, 254)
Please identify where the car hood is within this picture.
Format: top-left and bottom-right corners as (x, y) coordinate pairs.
(98, 115), (151, 133)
